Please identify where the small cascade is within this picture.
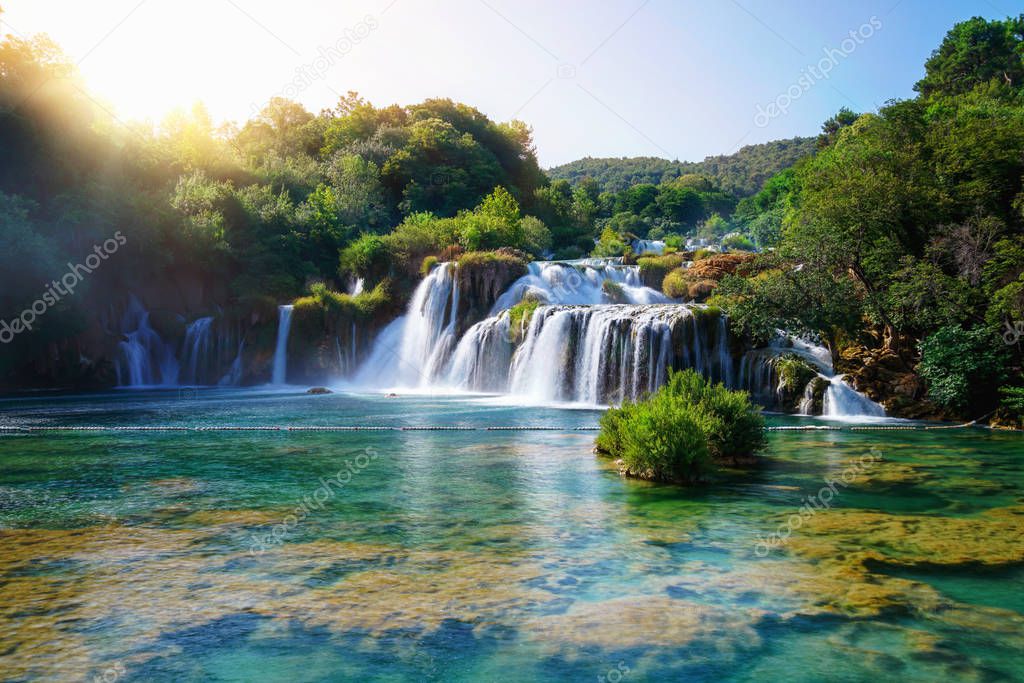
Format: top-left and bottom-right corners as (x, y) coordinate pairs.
(218, 341), (244, 386)
(272, 305), (294, 385)
(823, 374), (886, 418)
(445, 313), (512, 392)
(355, 263), (459, 388)
(797, 379), (817, 415)
(737, 348), (780, 408)
(632, 239), (666, 255)
(348, 277), (365, 296)
(116, 296), (180, 387)
(335, 337), (346, 379)
(491, 260), (670, 312)
(178, 317), (215, 385)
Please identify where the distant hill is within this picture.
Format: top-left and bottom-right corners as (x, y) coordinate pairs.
(547, 137), (817, 196)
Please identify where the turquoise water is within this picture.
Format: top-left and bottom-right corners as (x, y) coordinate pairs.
(0, 388), (1022, 682)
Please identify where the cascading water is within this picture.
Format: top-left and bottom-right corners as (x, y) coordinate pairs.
(736, 334), (886, 418)
(445, 313), (513, 392)
(178, 317), (215, 385)
(354, 257), (886, 417)
(632, 239), (666, 255)
(354, 263), (459, 388)
(116, 296), (180, 387)
(508, 305), (684, 404)
(219, 341), (244, 387)
(823, 374), (886, 418)
(491, 261), (671, 312)
(271, 305), (294, 385)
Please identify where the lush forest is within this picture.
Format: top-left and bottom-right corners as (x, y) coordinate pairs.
(547, 137), (817, 195)
(0, 20), (804, 381)
(707, 14), (1024, 424)
(0, 11), (1022, 426)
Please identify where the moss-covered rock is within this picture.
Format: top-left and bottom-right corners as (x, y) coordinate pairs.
(637, 253), (685, 290)
(601, 279), (628, 303)
(508, 295), (541, 343)
(285, 282), (398, 384)
(774, 354), (820, 412)
(455, 250), (529, 333)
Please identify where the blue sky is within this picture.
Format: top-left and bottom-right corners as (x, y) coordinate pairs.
(1, 0), (1016, 165)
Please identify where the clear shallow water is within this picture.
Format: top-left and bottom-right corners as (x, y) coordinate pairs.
(0, 389), (1022, 682)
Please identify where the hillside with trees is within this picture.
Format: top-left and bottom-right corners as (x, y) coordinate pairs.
(706, 14), (1024, 424)
(547, 137), (817, 196)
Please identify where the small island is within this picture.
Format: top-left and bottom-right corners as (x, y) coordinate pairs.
(596, 370), (766, 484)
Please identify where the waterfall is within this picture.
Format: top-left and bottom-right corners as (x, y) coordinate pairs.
(272, 305), (294, 385)
(218, 341), (244, 386)
(632, 239), (666, 255)
(491, 261), (670, 312)
(116, 296), (180, 387)
(797, 379), (817, 415)
(353, 257), (887, 417)
(445, 313), (513, 392)
(506, 305), (714, 405)
(354, 262), (459, 388)
(178, 317), (215, 385)
(823, 374), (886, 418)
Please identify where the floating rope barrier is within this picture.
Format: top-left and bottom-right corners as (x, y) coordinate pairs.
(0, 421), (989, 433)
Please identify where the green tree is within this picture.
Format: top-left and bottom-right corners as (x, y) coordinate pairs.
(914, 15), (1024, 100)
(918, 325), (1009, 411)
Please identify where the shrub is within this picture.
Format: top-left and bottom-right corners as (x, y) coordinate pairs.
(637, 253), (685, 289)
(918, 325), (1009, 412)
(592, 226), (628, 257)
(662, 268), (718, 302)
(610, 393), (716, 484)
(775, 354), (818, 393)
(508, 295), (541, 342)
(662, 268), (688, 298)
(597, 370), (766, 484)
(722, 233), (756, 252)
(420, 255), (439, 276)
(602, 280), (627, 303)
(998, 386), (1024, 426)
(339, 234), (391, 283)
(688, 253), (755, 280)
(302, 281), (394, 321)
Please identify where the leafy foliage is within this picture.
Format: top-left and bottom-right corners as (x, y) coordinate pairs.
(548, 138), (817, 196)
(596, 370), (766, 484)
(918, 325), (1009, 411)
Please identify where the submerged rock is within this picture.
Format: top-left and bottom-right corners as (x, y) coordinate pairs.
(306, 387), (332, 395)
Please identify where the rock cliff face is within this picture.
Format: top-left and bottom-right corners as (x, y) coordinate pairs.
(453, 250), (529, 335)
(0, 267), (242, 391)
(838, 346), (951, 421)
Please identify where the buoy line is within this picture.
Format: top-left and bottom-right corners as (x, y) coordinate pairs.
(0, 422), (986, 433)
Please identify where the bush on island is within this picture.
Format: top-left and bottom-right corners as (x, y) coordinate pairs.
(596, 369), (766, 484)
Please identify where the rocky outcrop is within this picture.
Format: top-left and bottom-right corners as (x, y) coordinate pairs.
(453, 250), (529, 334)
(285, 284), (399, 385)
(662, 252), (756, 302)
(838, 346), (951, 420)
